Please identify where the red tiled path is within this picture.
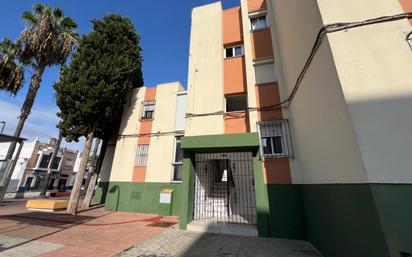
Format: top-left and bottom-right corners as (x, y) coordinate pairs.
(0, 199), (178, 257)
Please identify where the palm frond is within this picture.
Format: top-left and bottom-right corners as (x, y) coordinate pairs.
(33, 3), (45, 15)
(0, 38), (25, 94)
(17, 4), (78, 67)
(60, 17), (77, 30)
(21, 11), (38, 26)
(52, 7), (64, 19)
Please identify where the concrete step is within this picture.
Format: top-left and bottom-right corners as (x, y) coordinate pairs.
(187, 219), (258, 237)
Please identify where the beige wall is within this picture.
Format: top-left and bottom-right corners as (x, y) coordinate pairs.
(186, 2), (224, 136)
(99, 144), (115, 182)
(109, 83), (186, 183)
(109, 87), (145, 182)
(317, 0), (412, 183)
(146, 82), (184, 183)
(240, 0), (259, 132)
(269, 0), (368, 184)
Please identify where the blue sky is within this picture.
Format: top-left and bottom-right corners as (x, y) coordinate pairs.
(0, 0), (239, 150)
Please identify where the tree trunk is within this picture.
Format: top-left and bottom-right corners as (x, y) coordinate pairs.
(39, 134), (63, 197)
(5, 65), (46, 160)
(66, 129), (94, 215)
(81, 138), (101, 209)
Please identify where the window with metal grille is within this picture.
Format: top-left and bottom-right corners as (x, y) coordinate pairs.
(257, 120), (291, 158)
(141, 102), (155, 120)
(135, 145), (149, 166)
(172, 136), (183, 181)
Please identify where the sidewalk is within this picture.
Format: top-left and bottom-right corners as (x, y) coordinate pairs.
(119, 227), (322, 257)
(0, 199), (177, 257)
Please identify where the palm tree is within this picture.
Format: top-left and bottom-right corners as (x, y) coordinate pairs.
(4, 4), (77, 160)
(0, 38), (24, 94)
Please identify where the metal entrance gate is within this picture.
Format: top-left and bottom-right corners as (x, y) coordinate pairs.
(193, 152), (257, 224)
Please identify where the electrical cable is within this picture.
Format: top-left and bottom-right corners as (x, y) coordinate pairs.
(185, 12), (412, 118)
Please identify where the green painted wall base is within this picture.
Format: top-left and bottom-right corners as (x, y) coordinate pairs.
(264, 183), (412, 257)
(94, 182), (110, 205)
(99, 181), (182, 216)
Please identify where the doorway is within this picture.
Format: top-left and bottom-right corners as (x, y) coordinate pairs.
(193, 152), (256, 224)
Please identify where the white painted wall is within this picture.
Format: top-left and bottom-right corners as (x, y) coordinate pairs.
(186, 2), (225, 136)
(109, 87), (145, 182)
(269, 0), (368, 184)
(174, 92), (187, 132)
(317, 0), (412, 183)
(146, 82), (183, 183)
(240, 0), (259, 132)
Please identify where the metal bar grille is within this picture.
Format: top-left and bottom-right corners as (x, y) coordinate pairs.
(135, 144), (149, 166)
(257, 119), (293, 158)
(193, 152), (256, 224)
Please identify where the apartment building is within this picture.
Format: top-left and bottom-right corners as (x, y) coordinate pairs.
(97, 0), (412, 256)
(0, 138), (78, 192)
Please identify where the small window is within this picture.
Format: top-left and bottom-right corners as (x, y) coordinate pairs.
(224, 45), (244, 59)
(172, 136), (183, 181)
(258, 120), (291, 158)
(141, 102), (155, 120)
(226, 94), (248, 112)
(135, 144), (149, 166)
(250, 16), (268, 31)
(39, 154), (51, 168)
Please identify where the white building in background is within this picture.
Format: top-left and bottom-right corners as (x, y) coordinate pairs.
(0, 138), (78, 192)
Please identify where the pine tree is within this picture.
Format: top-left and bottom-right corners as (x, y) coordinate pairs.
(54, 14), (143, 215)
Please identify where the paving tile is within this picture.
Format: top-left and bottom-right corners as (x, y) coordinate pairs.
(0, 235), (62, 257)
(118, 228), (323, 257)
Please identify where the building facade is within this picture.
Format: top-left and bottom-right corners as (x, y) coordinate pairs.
(0, 138), (78, 192)
(97, 0), (412, 256)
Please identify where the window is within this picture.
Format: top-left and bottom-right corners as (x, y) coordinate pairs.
(224, 45), (244, 59)
(254, 63), (277, 84)
(39, 154), (51, 168)
(141, 102), (155, 120)
(250, 15), (268, 31)
(51, 157), (61, 169)
(135, 144), (149, 166)
(172, 137), (183, 181)
(226, 94), (248, 112)
(258, 120), (291, 157)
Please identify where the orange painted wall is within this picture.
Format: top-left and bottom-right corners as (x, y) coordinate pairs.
(255, 82), (291, 184)
(224, 57), (247, 95)
(144, 87), (157, 101)
(224, 112), (250, 134)
(133, 87), (157, 182)
(251, 29), (274, 60)
(248, 0), (266, 12)
(262, 158), (291, 184)
(137, 121), (152, 145)
(133, 167), (147, 183)
(255, 83), (283, 121)
(223, 7), (243, 45)
(399, 0), (412, 26)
